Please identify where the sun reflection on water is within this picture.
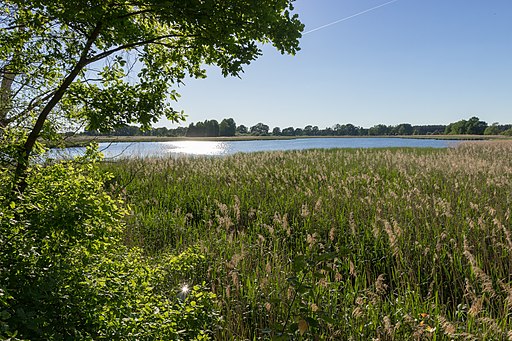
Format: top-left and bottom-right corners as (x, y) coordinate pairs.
(163, 141), (228, 156)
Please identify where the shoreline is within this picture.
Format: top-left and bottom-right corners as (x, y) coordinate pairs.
(57, 134), (509, 147)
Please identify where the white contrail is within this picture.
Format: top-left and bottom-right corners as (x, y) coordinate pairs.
(303, 0), (400, 35)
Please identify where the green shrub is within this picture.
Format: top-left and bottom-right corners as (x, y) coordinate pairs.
(0, 147), (218, 339)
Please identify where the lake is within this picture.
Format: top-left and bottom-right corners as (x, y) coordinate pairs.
(49, 137), (461, 159)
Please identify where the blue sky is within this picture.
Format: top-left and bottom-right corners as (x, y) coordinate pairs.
(159, 0), (512, 129)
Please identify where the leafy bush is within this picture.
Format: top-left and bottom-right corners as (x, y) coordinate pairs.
(0, 147), (218, 339)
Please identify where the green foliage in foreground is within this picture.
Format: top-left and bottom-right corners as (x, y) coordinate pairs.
(0, 147), (218, 340)
(105, 142), (512, 339)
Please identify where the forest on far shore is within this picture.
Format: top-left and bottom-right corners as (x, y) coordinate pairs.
(82, 116), (512, 138)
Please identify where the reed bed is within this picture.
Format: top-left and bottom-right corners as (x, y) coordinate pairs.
(104, 141), (512, 340)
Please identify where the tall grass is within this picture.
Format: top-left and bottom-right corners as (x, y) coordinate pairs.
(104, 141), (512, 339)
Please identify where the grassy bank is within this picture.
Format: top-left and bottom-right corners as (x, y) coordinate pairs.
(104, 141), (512, 339)
(59, 134), (298, 146)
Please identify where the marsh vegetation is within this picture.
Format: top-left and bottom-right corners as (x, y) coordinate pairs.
(104, 141), (512, 339)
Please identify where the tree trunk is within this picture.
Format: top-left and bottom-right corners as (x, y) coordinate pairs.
(0, 67), (15, 128)
(12, 22), (102, 196)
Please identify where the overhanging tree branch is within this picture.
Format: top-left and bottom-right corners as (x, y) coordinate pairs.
(85, 34), (197, 65)
(16, 89), (56, 119)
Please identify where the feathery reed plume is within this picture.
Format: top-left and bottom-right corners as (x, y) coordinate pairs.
(375, 274), (388, 296)
(384, 220), (400, 257)
(463, 236), (496, 297)
(301, 203), (310, 218)
(314, 197), (323, 213)
(233, 195), (241, 224)
(468, 296), (483, 317)
(438, 316), (457, 336)
(329, 226), (336, 241)
(383, 315), (394, 338)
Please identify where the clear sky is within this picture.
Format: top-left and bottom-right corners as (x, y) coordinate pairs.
(158, 0), (512, 129)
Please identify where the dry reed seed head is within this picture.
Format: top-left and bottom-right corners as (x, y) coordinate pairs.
(265, 261), (272, 274)
(272, 212), (282, 225)
(375, 274), (388, 296)
(329, 227), (336, 241)
(477, 216), (485, 229)
(349, 211), (356, 235)
(393, 220), (402, 238)
(301, 203), (310, 218)
(282, 213), (289, 230)
(352, 306), (364, 318)
(383, 315), (394, 337)
(305, 188), (313, 197)
(314, 197), (322, 212)
(248, 207), (256, 219)
(383, 220), (400, 257)
(229, 253), (243, 269)
(258, 234), (265, 243)
(226, 260), (235, 271)
(487, 206), (497, 216)
(492, 217), (503, 228)
(368, 291), (380, 305)
(259, 277), (268, 289)
(463, 238), (496, 297)
(306, 233), (318, 248)
(230, 271), (240, 290)
(372, 221), (381, 239)
(227, 232), (234, 243)
(185, 212), (194, 222)
(318, 278), (329, 288)
(495, 218), (512, 251)
(355, 296), (365, 306)
(263, 224), (274, 236)
(468, 296), (484, 317)
(335, 272), (343, 282)
(216, 201), (228, 215)
(233, 195), (241, 223)
(349, 260), (357, 277)
(438, 316), (457, 336)
(435, 232), (447, 254)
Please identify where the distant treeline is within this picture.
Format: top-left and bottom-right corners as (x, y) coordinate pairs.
(83, 116), (512, 137)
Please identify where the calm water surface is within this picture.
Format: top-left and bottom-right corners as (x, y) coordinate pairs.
(52, 137), (460, 159)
